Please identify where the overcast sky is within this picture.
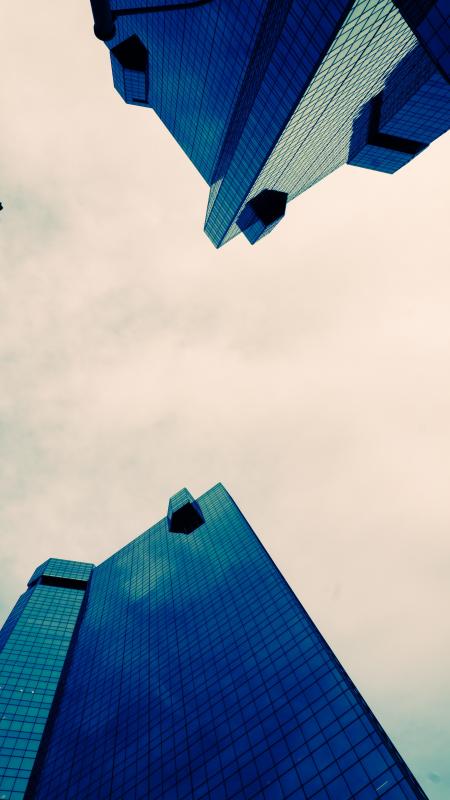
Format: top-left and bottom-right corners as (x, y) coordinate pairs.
(1, 2), (449, 797)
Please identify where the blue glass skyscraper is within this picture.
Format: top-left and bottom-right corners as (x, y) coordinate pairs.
(1, 484), (427, 798)
(90, 0), (449, 246)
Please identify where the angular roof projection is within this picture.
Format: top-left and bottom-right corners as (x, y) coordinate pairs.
(90, 0), (450, 246)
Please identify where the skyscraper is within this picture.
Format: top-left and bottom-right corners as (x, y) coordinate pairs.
(1, 484), (426, 799)
(90, 0), (449, 246)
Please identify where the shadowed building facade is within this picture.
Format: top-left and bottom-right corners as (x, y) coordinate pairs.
(1, 484), (427, 799)
(90, 0), (449, 246)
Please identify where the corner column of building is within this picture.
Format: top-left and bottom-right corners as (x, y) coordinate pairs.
(0, 559), (93, 800)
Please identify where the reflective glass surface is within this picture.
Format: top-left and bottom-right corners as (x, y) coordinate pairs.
(206, 0), (416, 246)
(0, 561), (93, 800)
(348, 38), (450, 174)
(393, 0), (450, 81)
(27, 485), (425, 799)
(100, 0), (448, 246)
(380, 45), (450, 143)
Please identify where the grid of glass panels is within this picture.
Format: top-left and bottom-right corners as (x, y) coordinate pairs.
(108, 0), (270, 183)
(379, 45), (450, 143)
(0, 562), (92, 800)
(348, 131), (418, 174)
(205, 0), (354, 243)
(393, 0), (450, 81)
(102, 0), (447, 246)
(206, 0), (416, 246)
(30, 484), (425, 799)
(0, 596), (31, 657)
(27, 559), (94, 587)
(348, 39), (450, 174)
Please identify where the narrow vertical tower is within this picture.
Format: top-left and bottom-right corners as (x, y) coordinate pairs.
(0, 559), (93, 800)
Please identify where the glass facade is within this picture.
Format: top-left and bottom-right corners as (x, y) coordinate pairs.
(379, 44), (450, 142)
(0, 559), (93, 800)
(96, 0), (449, 246)
(392, 0), (450, 81)
(348, 41), (450, 173)
(208, 0), (416, 247)
(1, 485), (427, 798)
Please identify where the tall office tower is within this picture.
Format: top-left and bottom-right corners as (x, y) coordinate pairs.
(89, 0), (450, 246)
(1, 484), (427, 799)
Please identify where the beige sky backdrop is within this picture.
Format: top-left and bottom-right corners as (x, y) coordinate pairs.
(1, 2), (449, 797)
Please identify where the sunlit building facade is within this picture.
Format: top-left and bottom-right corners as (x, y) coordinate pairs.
(92, 0), (449, 246)
(1, 484), (427, 799)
